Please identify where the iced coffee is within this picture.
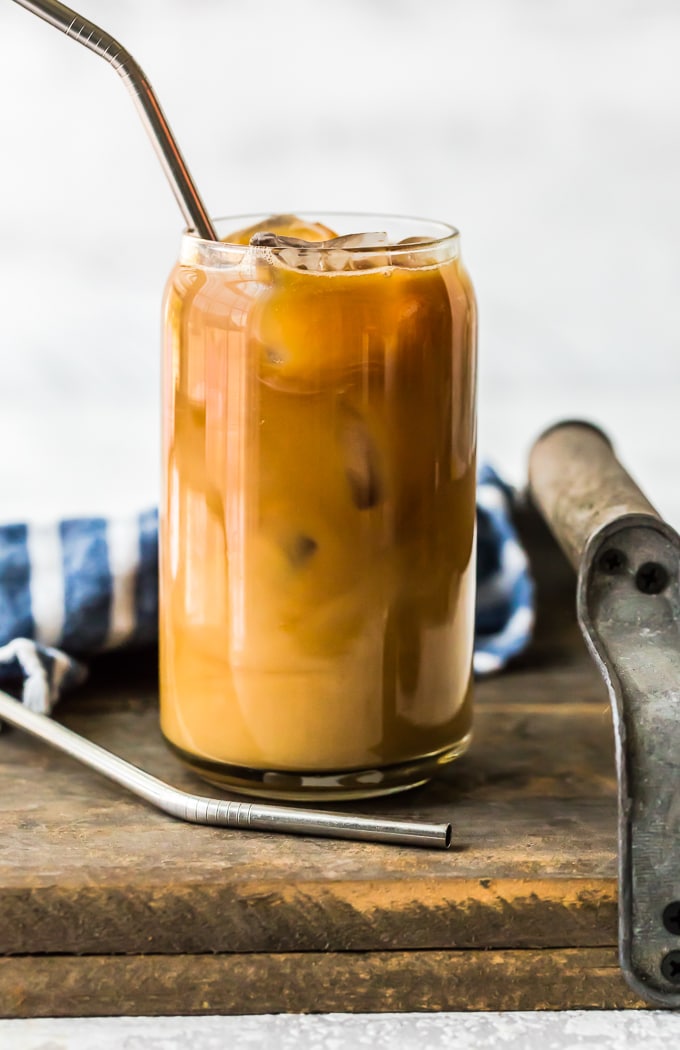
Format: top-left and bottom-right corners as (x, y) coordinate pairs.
(160, 213), (477, 798)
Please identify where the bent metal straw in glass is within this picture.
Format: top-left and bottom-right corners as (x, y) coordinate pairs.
(12, 0), (218, 240)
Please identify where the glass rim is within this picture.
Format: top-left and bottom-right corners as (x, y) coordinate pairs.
(181, 211), (460, 259)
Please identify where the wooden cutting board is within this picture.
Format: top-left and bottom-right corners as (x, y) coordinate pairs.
(0, 509), (645, 1017)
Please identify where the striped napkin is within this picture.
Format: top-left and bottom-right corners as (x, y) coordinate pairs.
(0, 467), (533, 714)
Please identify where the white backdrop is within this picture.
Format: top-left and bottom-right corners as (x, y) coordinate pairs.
(1, 0), (679, 523)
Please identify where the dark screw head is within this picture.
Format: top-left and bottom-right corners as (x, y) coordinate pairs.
(598, 548), (628, 575)
(635, 561), (669, 595)
(663, 901), (680, 936)
(661, 950), (680, 983)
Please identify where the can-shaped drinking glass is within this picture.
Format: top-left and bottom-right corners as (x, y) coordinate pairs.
(160, 213), (477, 799)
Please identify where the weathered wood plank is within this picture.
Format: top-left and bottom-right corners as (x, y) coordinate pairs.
(0, 949), (645, 1018)
(0, 508), (627, 1001)
(0, 669), (618, 955)
(0, 876), (618, 955)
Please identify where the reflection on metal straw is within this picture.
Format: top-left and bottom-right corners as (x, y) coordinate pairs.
(13, 0), (218, 241)
(0, 690), (452, 849)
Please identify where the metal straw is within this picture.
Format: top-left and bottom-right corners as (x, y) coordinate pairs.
(13, 0), (218, 241)
(8, 2), (451, 851)
(0, 689), (452, 849)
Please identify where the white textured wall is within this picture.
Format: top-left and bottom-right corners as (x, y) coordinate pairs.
(1, 0), (679, 523)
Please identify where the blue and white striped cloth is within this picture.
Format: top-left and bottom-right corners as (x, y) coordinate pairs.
(474, 465), (535, 674)
(0, 469), (533, 714)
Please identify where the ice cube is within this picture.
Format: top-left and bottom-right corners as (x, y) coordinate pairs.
(391, 235), (440, 269)
(250, 230), (390, 273)
(284, 532), (319, 568)
(325, 232), (390, 272)
(328, 232), (389, 249)
(224, 215), (338, 246)
(339, 410), (383, 510)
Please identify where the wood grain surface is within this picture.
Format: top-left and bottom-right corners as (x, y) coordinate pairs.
(0, 949), (644, 1018)
(0, 509), (633, 1014)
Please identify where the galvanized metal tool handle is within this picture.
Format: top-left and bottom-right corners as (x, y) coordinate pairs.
(528, 420), (660, 570)
(13, 0), (218, 240)
(530, 420), (680, 1007)
(0, 688), (451, 849)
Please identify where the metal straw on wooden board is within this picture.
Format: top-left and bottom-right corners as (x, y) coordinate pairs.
(0, 689), (452, 849)
(12, 0), (218, 241)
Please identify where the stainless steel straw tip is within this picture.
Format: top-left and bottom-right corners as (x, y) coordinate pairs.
(231, 803), (453, 849)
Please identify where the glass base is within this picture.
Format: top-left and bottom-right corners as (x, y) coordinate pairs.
(164, 732), (472, 801)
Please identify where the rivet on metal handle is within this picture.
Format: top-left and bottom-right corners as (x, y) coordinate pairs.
(0, 689), (452, 850)
(12, 0), (218, 240)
